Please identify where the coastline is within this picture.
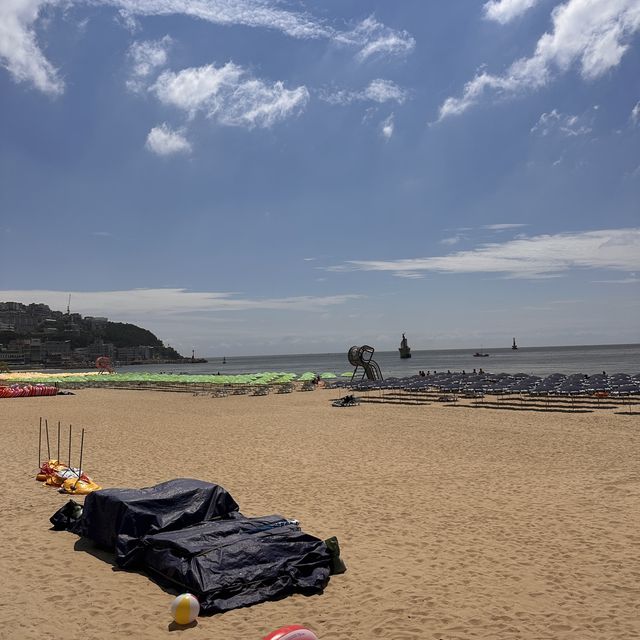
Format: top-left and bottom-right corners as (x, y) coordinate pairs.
(1, 388), (639, 639)
(3, 343), (639, 379)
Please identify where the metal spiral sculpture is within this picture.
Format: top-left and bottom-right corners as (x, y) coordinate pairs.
(348, 345), (383, 382)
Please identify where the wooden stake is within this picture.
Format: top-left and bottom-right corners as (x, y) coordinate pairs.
(57, 421), (61, 462)
(38, 418), (42, 470)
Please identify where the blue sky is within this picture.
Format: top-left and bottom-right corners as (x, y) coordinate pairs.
(1, 0), (639, 356)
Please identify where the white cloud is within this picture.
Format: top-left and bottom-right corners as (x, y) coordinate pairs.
(219, 78), (309, 128)
(483, 0), (541, 24)
(365, 79), (407, 103)
(338, 15), (415, 62)
(329, 228), (640, 279)
(439, 0), (640, 120)
(531, 108), (592, 136)
(440, 235), (462, 246)
(146, 123), (191, 155)
(0, 0), (64, 95)
(380, 113), (394, 140)
(153, 62), (243, 114)
(126, 35), (172, 91)
(631, 101), (640, 125)
(153, 63), (309, 128)
(322, 79), (407, 106)
(0, 288), (363, 317)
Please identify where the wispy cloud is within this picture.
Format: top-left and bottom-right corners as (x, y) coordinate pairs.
(631, 101), (640, 126)
(440, 235), (462, 246)
(380, 113), (394, 140)
(118, 4), (415, 63)
(482, 223), (528, 230)
(531, 109), (592, 136)
(321, 79), (407, 106)
(0, 288), (363, 317)
(108, 0), (332, 39)
(363, 80), (407, 104)
(592, 276), (640, 284)
(146, 123), (192, 156)
(439, 0), (640, 120)
(328, 228), (640, 279)
(339, 15), (416, 62)
(126, 35), (172, 91)
(483, 0), (542, 24)
(152, 62), (309, 128)
(1, 2), (414, 94)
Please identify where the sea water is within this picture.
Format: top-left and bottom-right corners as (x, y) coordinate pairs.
(115, 343), (640, 378)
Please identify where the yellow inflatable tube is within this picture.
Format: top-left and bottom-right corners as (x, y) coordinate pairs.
(61, 477), (102, 495)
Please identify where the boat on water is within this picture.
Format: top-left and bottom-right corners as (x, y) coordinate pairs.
(512, 337), (518, 350)
(399, 333), (411, 359)
(473, 347), (489, 357)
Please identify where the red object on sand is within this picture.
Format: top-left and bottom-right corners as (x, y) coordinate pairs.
(0, 384), (58, 398)
(262, 626), (319, 640)
(96, 356), (113, 373)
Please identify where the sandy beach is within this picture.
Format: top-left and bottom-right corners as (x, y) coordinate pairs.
(1, 388), (638, 639)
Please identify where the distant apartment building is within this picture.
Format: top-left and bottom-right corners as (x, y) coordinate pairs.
(0, 348), (26, 364)
(87, 339), (116, 360)
(117, 346), (154, 362)
(85, 316), (108, 329)
(0, 310), (37, 333)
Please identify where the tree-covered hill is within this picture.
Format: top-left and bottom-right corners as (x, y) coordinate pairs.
(103, 322), (181, 359)
(0, 302), (183, 359)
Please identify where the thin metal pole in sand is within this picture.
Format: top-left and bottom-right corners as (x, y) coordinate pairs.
(38, 418), (42, 469)
(57, 421), (61, 462)
(45, 419), (51, 461)
(78, 428), (85, 479)
(68, 424), (72, 470)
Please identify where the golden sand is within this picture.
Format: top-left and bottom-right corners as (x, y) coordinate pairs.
(1, 388), (638, 639)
